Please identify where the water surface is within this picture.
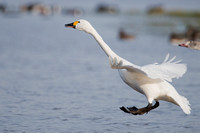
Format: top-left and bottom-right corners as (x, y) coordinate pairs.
(0, 1), (200, 133)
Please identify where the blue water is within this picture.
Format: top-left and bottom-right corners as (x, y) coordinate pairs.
(0, 1), (200, 133)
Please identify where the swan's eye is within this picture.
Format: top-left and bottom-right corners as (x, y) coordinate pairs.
(73, 21), (80, 26)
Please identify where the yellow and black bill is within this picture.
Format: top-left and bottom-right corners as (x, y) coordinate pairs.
(65, 21), (80, 29)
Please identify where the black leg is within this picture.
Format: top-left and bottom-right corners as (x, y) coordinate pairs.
(120, 101), (159, 115)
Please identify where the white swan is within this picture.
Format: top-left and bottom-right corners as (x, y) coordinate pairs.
(65, 19), (191, 115)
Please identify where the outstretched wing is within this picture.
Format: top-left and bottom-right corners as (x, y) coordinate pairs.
(141, 54), (187, 82)
(109, 54), (187, 82)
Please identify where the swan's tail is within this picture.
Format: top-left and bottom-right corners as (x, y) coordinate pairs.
(169, 92), (191, 115)
(178, 95), (191, 115)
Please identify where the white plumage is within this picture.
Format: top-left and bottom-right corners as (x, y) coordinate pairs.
(65, 19), (191, 115)
(141, 53), (187, 82)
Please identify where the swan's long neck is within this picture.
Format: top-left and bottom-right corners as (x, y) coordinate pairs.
(86, 25), (134, 67)
(89, 28), (117, 57)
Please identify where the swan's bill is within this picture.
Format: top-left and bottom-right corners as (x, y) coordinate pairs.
(65, 21), (80, 29)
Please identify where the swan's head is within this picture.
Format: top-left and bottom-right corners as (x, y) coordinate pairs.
(65, 19), (94, 34)
(179, 41), (192, 48)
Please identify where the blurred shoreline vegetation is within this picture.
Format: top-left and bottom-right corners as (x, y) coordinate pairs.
(147, 5), (200, 18)
(0, 2), (199, 17)
(0, 2), (200, 28)
(146, 5), (200, 28)
(147, 6), (200, 19)
(167, 10), (200, 18)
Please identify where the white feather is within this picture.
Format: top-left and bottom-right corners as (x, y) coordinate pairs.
(141, 54), (187, 82)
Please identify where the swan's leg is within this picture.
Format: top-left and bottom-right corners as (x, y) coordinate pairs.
(120, 101), (159, 115)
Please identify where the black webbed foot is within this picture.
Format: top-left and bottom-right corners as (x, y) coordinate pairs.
(120, 106), (130, 113)
(127, 106), (138, 111)
(120, 101), (159, 115)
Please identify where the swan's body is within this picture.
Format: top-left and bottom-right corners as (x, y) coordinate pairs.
(65, 19), (191, 115)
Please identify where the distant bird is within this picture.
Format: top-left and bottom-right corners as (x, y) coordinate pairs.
(96, 4), (119, 14)
(119, 28), (135, 40)
(179, 40), (200, 50)
(0, 3), (6, 13)
(65, 19), (191, 115)
(169, 25), (200, 45)
(186, 26), (200, 41)
(20, 3), (51, 16)
(169, 33), (187, 44)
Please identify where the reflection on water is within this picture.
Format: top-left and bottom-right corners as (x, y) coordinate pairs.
(0, 0), (200, 133)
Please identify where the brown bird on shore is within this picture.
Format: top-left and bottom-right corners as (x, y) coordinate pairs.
(119, 28), (135, 40)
